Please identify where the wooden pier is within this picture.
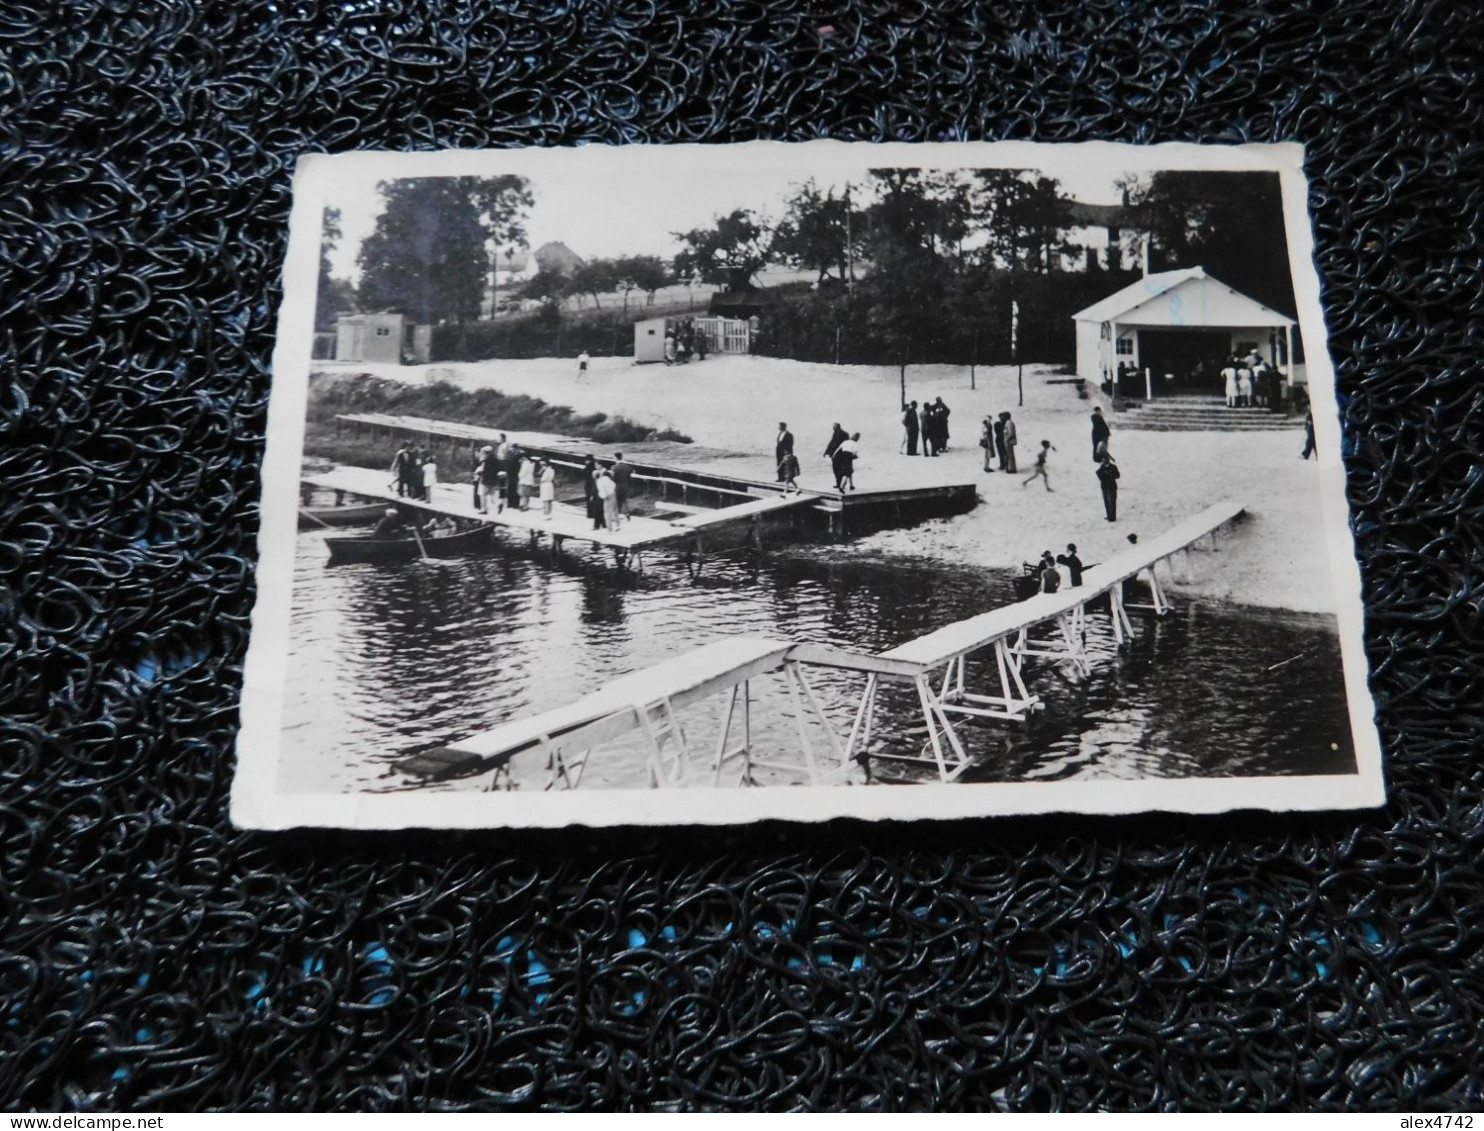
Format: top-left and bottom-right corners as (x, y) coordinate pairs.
(333, 412), (979, 535)
(302, 465), (816, 568)
(427, 502), (1247, 790)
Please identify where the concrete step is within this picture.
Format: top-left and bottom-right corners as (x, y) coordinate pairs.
(1119, 421), (1302, 432)
(1121, 413), (1301, 425)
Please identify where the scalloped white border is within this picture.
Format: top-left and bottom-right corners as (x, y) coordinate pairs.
(232, 140), (1385, 830)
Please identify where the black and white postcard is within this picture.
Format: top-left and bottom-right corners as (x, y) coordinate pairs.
(233, 140), (1384, 829)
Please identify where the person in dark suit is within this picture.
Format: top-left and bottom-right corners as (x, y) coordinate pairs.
(903, 402), (919, 455)
(823, 422), (848, 461)
(1096, 454), (1120, 521)
(917, 403), (932, 457)
(1057, 544), (1086, 587)
(502, 443), (522, 510)
(993, 414), (1007, 471)
(775, 422), (794, 482)
(1091, 406), (1111, 461)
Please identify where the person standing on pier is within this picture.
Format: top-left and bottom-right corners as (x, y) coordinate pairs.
(832, 432), (860, 492)
(473, 445), (495, 511)
(903, 401), (919, 455)
(778, 449), (801, 494)
(611, 453), (634, 523)
(775, 423), (794, 482)
(538, 460), (556, 520)
(583, 455), (602, 529)
(1022, 440), (1055, 492)
(421, 451), (438, 500)
(1096, 453), (1121, 521)
(1091, 406), (1111, 462)
(502, 443), (522, 511)
(517, 453), (537, 511)
(993, 414), (1007, 472)
(823, 423), (848, 462)
(1001, 413), (1019, 473)
(391, 444), (413, 497)
(596, 468), (620, 532)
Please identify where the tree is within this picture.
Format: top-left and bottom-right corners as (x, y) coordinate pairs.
(612, 254), (671, 312)
(673, 209), (771, 291)
(771, 180), (859, 284)
(358, 175), (533, 324)
(520, 265), (568, 309)
(565, 258), (620, 310)
(1123, 170), (1296, 315)
(315, 206), (356, 332)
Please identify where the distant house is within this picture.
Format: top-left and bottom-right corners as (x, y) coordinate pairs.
(492, 248), (531, 286)
(1060, 200), (1148, 272)
(531, 241), (584, 275)
(1072, 267), (1296, 395)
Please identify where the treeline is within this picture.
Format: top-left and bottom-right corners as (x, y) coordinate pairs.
(756, 269), (1140, 369)
(429, 303), (652, 362)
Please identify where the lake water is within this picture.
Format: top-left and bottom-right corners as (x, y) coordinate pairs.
(277, 531), (1358, 794)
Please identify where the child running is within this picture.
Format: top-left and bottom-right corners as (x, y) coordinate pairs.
(1022, 440), (1056, 492)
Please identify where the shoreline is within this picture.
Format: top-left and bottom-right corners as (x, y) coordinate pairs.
(312, 354), (1337, 616)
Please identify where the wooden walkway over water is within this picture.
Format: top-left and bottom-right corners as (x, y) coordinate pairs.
(425, 502), (1246, 789)
(334, 412), (979, 532)
(302, 465), (817, 567)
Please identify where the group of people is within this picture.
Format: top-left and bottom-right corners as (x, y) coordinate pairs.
(663, 320), (707, 366)
(774, 422), (861, 493)
(468, 437), (636, 528)
(1220, 351), (1285, 410)
(976, 412), (1021, 474)
(901, 398), (953, 456)
(391, 445), (439, 501)
(1026, 545), (1087, 595)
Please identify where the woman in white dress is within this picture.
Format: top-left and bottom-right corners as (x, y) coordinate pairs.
(1222, 363), (1238, 408)
(421, 452), (438, 497)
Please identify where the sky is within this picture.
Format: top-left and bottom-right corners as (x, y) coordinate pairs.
(321, 144), (1132, 284)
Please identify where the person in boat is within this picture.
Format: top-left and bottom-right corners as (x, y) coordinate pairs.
(517, 453), (536, 511)
(372, 507), (405, 537)
(1057, 544), (1086, 587)
(1039, 551), (1062, 594)
(596, 468), (619, 532)
(502, 443), (522, 510)
(583, 455), (603, 530)
(538, 459), (556, 520)
(611, 453), (633, 523)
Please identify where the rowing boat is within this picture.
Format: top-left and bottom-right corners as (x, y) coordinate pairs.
(325, 524), (493, 565)
(298, 501), (388, 529)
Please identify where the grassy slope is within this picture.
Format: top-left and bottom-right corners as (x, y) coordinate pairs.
(303, 372), (691, 468)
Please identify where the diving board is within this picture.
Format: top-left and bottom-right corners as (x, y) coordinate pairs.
(443, 638), (853, 790)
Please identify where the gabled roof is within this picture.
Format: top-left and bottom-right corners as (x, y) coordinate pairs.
(1072, 267), (1294, 328)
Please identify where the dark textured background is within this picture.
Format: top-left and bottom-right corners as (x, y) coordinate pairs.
(2, 0), (1481, 1112)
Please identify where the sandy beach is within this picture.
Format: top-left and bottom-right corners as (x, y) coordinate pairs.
(313, 354), (1337, 614)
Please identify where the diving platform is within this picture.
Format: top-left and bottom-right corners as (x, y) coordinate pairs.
(426, 502), (1248, 791)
